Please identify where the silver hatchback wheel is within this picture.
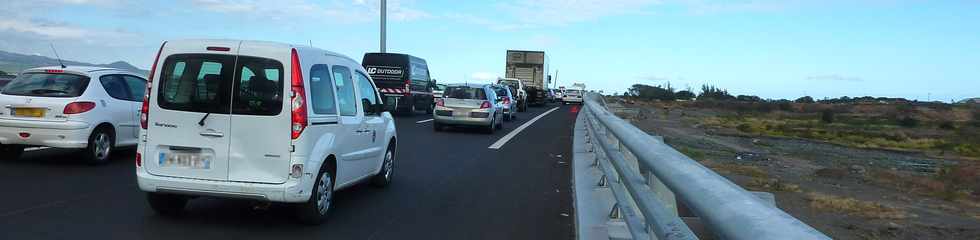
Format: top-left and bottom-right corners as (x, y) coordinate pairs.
(93, 133), (111, 160)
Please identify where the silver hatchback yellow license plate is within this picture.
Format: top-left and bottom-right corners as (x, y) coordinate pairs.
(159, 152), (212, 169)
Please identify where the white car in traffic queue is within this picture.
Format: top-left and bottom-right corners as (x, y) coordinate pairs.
(135, 39), (397, 225)
(562, 89), (584, 104)
(0, 66), (146, 164)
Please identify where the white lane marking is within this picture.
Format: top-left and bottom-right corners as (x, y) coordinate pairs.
(416, 119), (434, 124)
(488, 107), (560, 149)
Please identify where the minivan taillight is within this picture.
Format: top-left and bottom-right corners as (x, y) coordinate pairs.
(480, 101), (491, 109)
(63, 102), (96, 114)
(290, 48), (308, 140)
(436, 98), (444, 107)
(142, 41), (166, 129)
(502, 96), (511, 105)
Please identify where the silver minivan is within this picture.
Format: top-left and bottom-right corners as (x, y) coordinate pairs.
(432, 84), (503, 133)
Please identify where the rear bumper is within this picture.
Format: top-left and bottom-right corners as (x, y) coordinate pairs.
(433, 114), (493, 126)
(562, 97), (584, 103)
(0, 119), (92, 148)
(136, 167), (312, 203)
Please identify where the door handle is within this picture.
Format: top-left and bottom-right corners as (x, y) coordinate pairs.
(199, 131), (224, 137)
(355, 129), (370, 133)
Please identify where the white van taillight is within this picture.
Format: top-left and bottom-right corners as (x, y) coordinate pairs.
(142, 41), (167, 129)
(135, 152), (142, 167)
(290, 48), (308, 140)
(63, 102), (96, 114)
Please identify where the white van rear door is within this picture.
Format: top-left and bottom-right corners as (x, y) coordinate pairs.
(143, 40), (240, 181)
(226, 42), (291, 184)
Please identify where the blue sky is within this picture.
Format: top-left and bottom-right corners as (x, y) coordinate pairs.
(1, 0), (977, 101)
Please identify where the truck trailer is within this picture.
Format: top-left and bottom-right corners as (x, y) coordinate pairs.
(505, 50), (549, 109)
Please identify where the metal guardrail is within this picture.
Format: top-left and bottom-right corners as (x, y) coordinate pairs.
(581, 93), (831, 240)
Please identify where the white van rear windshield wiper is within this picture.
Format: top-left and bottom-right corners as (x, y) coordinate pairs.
(198, 112), (210, 126)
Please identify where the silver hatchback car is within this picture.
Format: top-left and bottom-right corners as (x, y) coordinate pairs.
(433, 84), (504, 133)
(490, 84), (517, 121)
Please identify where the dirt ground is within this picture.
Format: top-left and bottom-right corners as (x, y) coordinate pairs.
(610, 102), (980, 240)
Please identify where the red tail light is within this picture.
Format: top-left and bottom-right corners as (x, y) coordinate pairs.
(403, 82), (411, 96)
(142, 41), (166, 129)
(135, 152), (142, 167)
(45, 69), (64, 73)
(290, 48), (308, 140)
(480, 101), (492, 109)
(502, 96), (511, 105)
(436, 98), (444, 107)
(63, 102), (96, 114)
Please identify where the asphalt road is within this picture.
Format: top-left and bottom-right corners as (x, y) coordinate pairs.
(0, 104), (579, 240)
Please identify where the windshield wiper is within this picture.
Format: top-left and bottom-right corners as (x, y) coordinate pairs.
(198, 112), (210, 126)
(30, 89), (70, 94)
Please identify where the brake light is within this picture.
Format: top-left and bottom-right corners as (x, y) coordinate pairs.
(403, 82), (411, 96)
(135, 152), (142, 167)
(63, 102), (96, 114)
(45, 69), (64, 73)
(480, 101), (492, 109)
(142, 41), (166, 129)
(502, 96), (511, 105)
(290, 48), (308, 140)
(436, 98), (444, 107)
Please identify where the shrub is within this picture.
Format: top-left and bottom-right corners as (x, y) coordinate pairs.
(777, 101), (793, 111)
(805, 192), (910, 219)
(736, 123), (753, 133)
(938, 121), (956, 130)
(795, 96), (815, 104)
(897, 116), (919, 128)
(821, 109), (835, 123)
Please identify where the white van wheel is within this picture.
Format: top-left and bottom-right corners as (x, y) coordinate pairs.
(296, 169), (333, 225)
(372, 143), (395, 187)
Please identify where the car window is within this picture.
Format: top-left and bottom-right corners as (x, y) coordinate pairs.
(121, 75), (146, 101)
(493, 86), (508, 97)
(233, 56), (283, 115)
(309, 64), (336, 115)
(100, 75), (131, 101)
(1, 73), (90, 97)
(333, 65), (356, 116)
(157, 54), (234, 113)
(355, 71), (380, 115)
(445, 86), (487, 100)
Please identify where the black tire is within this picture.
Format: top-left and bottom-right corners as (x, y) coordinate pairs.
(371, 143), (395, 187)
(147, 193), (188, 216)
(495, 114), (504, 130)
(295, 168), (334, 225)
(85, 127), (114, 165)
(485, 117), (496, 134)
(0, 144), (25, 161)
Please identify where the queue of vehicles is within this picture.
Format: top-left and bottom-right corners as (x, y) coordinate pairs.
(0, 41), (568, 225)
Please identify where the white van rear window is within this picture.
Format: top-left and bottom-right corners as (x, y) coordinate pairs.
(157, 54), (283, 115)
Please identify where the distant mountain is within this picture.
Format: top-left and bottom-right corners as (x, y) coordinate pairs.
(0, 50), (148, 76)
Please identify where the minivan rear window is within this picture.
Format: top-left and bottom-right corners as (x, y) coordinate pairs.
(1, 73), (90, 97)
(157, 54), (283, 115)
(445, 86), (486, 100)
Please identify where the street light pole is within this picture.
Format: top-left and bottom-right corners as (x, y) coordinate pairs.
(380, 0), (386, 53)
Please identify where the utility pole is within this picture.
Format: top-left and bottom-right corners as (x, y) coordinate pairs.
(380, 0), (387, 53)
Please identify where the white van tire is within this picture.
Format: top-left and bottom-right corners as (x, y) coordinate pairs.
(85, 126), (114, 165)
(296, 169), (334, 225)
(371, 143), (395, 187)
(147, 193), (188, 216)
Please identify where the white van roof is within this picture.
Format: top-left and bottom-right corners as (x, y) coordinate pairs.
(164, 39), (359, 63)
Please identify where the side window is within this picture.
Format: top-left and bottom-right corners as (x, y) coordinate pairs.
(309, 64), (336, 115)
(121, 75), (146, 101)
(99, 75), (131, 101)
(332, 65), (356, 116)
(355, 71), (379, 115)
(232, 56), (283, 115)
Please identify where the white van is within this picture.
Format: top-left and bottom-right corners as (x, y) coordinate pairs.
(135, 39), (397, 225)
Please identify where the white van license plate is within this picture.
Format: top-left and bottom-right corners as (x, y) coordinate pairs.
(159, 152), (212, 169)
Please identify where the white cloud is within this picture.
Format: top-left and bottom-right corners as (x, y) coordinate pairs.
(190, 0), (431, 23)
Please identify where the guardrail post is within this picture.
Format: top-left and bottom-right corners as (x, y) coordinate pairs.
(609, 203), (622, 220)
(598, 175), (608, 187)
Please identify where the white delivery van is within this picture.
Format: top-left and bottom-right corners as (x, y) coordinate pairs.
(136, 39), (397, 225)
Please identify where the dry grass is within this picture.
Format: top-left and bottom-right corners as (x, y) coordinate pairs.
(867, 168), (978, 202)
(749, 178), (802, 192)
(704, 162), (769, 179)
(805, 192), (911, 219)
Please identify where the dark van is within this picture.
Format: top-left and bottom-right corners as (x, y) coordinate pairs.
(362, 53), (434, 114)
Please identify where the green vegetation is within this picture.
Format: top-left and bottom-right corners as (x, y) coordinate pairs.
(700, 114), (980, 158)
